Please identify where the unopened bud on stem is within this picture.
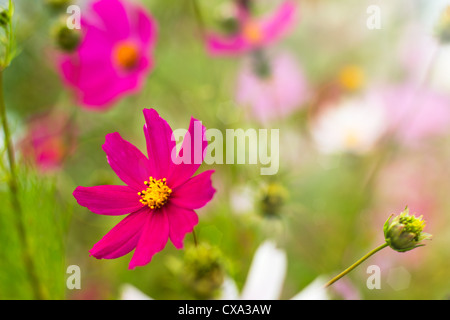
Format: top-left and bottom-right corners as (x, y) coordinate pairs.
(383, 207), (432, 253)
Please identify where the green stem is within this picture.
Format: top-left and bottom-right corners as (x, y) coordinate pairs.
(324, 242), (388, 288)
(191, 0), (206, 38)
(0, 71), (45, 299)
(192, 228), (198, 247)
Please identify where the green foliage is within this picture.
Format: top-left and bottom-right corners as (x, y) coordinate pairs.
(0, 168), (71, 299)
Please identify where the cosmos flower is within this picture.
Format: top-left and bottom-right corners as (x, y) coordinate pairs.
(206, 1), (297, 56)
(19, 111), (77, 172)
(375, 84), (450, 146)
(236, 52), (309, 124)
(310, 96), (387, 155)
(59, 0), (157, 109)
(73, 108), (216, 269)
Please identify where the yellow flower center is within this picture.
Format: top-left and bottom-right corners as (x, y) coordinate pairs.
(444, 6), (450, 22)
(113, 41), (139, 70)
(242, 21), (263, 44)
(338, 65), (365, 91)
(344, 131), (360, 149)
(138, 177), (172, 210)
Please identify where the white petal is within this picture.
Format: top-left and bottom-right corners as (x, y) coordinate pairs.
(290, 277), (330, 300)
(219, 277), (240, 300)
(119, 284), (152, 300)
(240, 241), (287, 300)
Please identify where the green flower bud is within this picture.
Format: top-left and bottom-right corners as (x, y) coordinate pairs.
(51, 17), (81, 52)
(220, 17), (240, 35)
(259, 182), (288, 218)
(180, 244), (225, 299)
(383, 207), (432, 253)
(0, 10), (10, 28)
(45, 0), (73, 13)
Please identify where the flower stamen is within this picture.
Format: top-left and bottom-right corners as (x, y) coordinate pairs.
(113, 41), (140, 70)
(139, 177), (172, 210)
(242, 21), (263, 44)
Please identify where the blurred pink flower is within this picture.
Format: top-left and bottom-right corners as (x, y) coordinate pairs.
(59, 0), (157, 109)
(329, 278), (361, 300)
(73, 109), (216, 269)
(376, 84), (450, 146)
(236, 52), (309, 124)
(20, 111), (77, 172)
(207, 1), (297, 56)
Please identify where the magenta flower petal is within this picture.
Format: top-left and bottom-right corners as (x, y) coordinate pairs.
(78, 24), (113, 62)
(92, 0), (131, 41)
(143, 108), (176, 179)
(80, 81), (128, 107)
(90, 208), (149, 259)
(102, 132), (151, 191)
(206, 33), (249, 56)
(129, 210), (169, 269)
(260, 1), (297, 45)
(164, 203), (199, 249)
(135, 8), (157, 47)
(73, 185), (142, 215)
(59, 57), (80, 87)
(168, 117), (208, 188)
(171, 170), (216, 210)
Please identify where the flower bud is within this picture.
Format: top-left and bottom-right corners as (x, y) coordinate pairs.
(259, 182), (288, 218)
(0, 9), (10, 28)
(51, 16), (81, 52)
(45, 0), (73, 13)
(251, 50), (272, 79)
(214, 3), (240, 35)
(383, 207), (432, 253)
(180, 244), (225, 299)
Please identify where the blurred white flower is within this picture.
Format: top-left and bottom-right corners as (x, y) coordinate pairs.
(120, 241), (329, 300)
(221, 241), (329, 300)
(310, 97), (387, 155)
(120, 284), (153, 300)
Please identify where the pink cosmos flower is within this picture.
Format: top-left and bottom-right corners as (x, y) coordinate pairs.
(73, 108), (216, 269)
(206, 1), (297, 56)
(374, 83), (450, 146)
(59, 0), (157, 109)
(236, 52), (309, 124)
(19, 111), (77, 172)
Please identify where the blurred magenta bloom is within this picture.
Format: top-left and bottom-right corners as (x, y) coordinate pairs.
(20, 111), (77, 173)
(376, 84), (450, 146)
(207, 1), (297, 56)
(236, 52), (309, 124)
(73, 109), (216, 269)
(59, 0), (157, 109)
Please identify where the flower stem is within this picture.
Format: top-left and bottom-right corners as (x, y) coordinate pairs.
(0, 71), (45, 299)
(324, 242), (388, 288)
(192, 228), (198, 247)
(191, 0), (206, 38)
